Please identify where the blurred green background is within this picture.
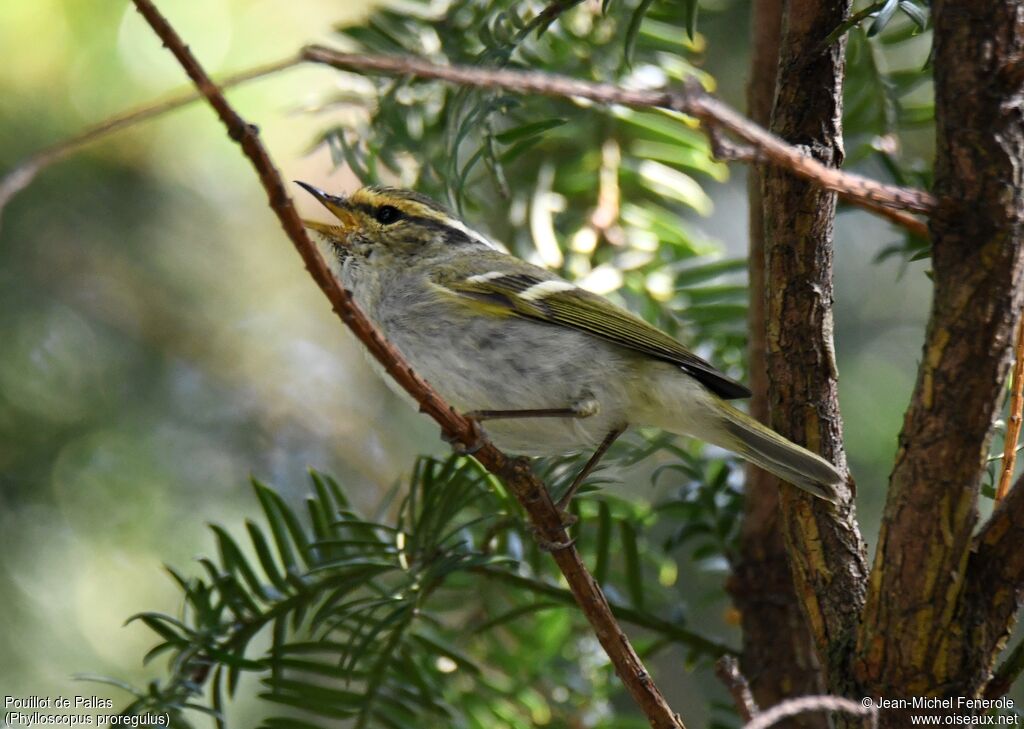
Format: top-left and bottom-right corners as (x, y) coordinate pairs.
(0, 0), (942, 723)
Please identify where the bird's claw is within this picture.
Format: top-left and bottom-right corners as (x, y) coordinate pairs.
(442, 418), (486, 455)
(556, 507), (578, 528)
(527, 511), (577, 552)
(532, 531), (577, 553)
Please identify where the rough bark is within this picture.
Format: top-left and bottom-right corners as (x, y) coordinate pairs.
(760, 0), (869, 691)
(854, 1), (1024, 717)
(967, 477), (1024, 697)
(727, 0), (827, 722)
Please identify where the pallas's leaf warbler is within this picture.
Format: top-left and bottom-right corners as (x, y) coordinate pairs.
(298, 182), (842, 504)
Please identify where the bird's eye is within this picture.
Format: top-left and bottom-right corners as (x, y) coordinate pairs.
(374, 205), (403, 225)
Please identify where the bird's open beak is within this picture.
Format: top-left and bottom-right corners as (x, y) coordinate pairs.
(295, 181), (358, 238)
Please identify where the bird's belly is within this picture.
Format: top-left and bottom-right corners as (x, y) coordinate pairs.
(382, 312), (636, 455)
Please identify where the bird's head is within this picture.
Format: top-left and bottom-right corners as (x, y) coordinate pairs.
(296, 182), (494, 266)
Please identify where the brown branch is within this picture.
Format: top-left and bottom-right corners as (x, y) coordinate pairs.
(967, 471), (1024, 697)
(741, 696), (876, 729)
(707, 116), (928, 238)
(128, 1), (683, 727)
(716, 657), (876, 729)
(715, 656), (760, 723)
(300, 45), (936, 225)
(0, 54), (303, 226)
(842, 199), (929, 239)
(1, 46), (935, 237)
(997, 313), (1024, 501)
(476, 566), (737, 658)
(985, 635), (1024, 699)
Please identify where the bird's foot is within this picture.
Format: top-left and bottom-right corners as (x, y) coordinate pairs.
(442, 418), (486, 455)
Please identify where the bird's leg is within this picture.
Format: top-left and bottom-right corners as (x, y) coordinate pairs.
(530, 426), (626, 545)
(465, 398), (600, 421)
(441, 420), (487, 455)
(462, 398), (619, 533)
(556, 425), (626, 514)
(445, 400), (598, 456)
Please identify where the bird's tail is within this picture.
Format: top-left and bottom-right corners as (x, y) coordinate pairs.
(711, 402), (844, 503)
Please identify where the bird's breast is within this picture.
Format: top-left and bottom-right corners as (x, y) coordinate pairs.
(370, 292), (638, 455)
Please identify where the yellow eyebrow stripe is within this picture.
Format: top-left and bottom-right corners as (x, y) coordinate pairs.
(349, 190), (445, 222)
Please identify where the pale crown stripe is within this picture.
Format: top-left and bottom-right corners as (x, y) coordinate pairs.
(519, 279), (577, 301)
(466, 271), (508, 284)
(447, 218), (497, 249)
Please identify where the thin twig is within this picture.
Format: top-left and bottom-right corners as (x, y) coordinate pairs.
(708, 127), (760, 163)
(128, 1), (683, 727)
(2, 47), (935, 237)
(742, 695), (877, 729)
(970, 470), (1024, 698)
(301, 46), (936, 224)
(476, 566), (738, 658)
(997, 313), (1024, 501)
(706, 119), (929, 237)
(714, 656), (759, 722)
(843, 197), (929, 238)
(0, 54), (303, 225)
(985, 636), (1024, 698)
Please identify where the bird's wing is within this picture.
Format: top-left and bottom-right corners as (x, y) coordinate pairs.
(430, 257), (751, 400)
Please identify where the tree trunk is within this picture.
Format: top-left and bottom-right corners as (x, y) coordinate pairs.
(854, 1), (1024, 722)
(759, 0), (869, 692)
(729, 1), (827, 723)
(739, 0), (1024, 723)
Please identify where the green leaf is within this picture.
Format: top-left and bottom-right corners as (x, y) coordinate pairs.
(493, 118), (567, 144)
(471, 600), (561, 634)
(631, 139), (727, 181)
(630, 160), (713, 215)
(673, 258), (746, 287)
(266, 484), (316, 568)
(246, 520), (290, 595)
(594, 500), (612, 585)
(410, 631), (483, 675)
(211, 524), (270, 601)
(685, 284), (747, 305)
(498, 135), (545, 164)
(211, 666), (227, 729)
(685, 0), (700, 40)
(262, 718), (327, 729)
(253, 479), (300, 574)
(619, 521), (644, 610)
(615, 109), (708, 149)
(624, 0), (656, 65)
(73, 674), (143, 697)
(868, 0), (899, 36)
(128, 613), (190, 645)
(898, 1), (928, 30)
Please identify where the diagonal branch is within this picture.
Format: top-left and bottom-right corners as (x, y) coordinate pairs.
(128, 1), (684, 727)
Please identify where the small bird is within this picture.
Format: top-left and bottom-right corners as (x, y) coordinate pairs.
(297, 182), (843, 506)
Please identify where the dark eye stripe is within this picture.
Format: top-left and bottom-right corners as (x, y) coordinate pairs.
(351, 202), (485, 246)
(401, 215), (481, 246)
